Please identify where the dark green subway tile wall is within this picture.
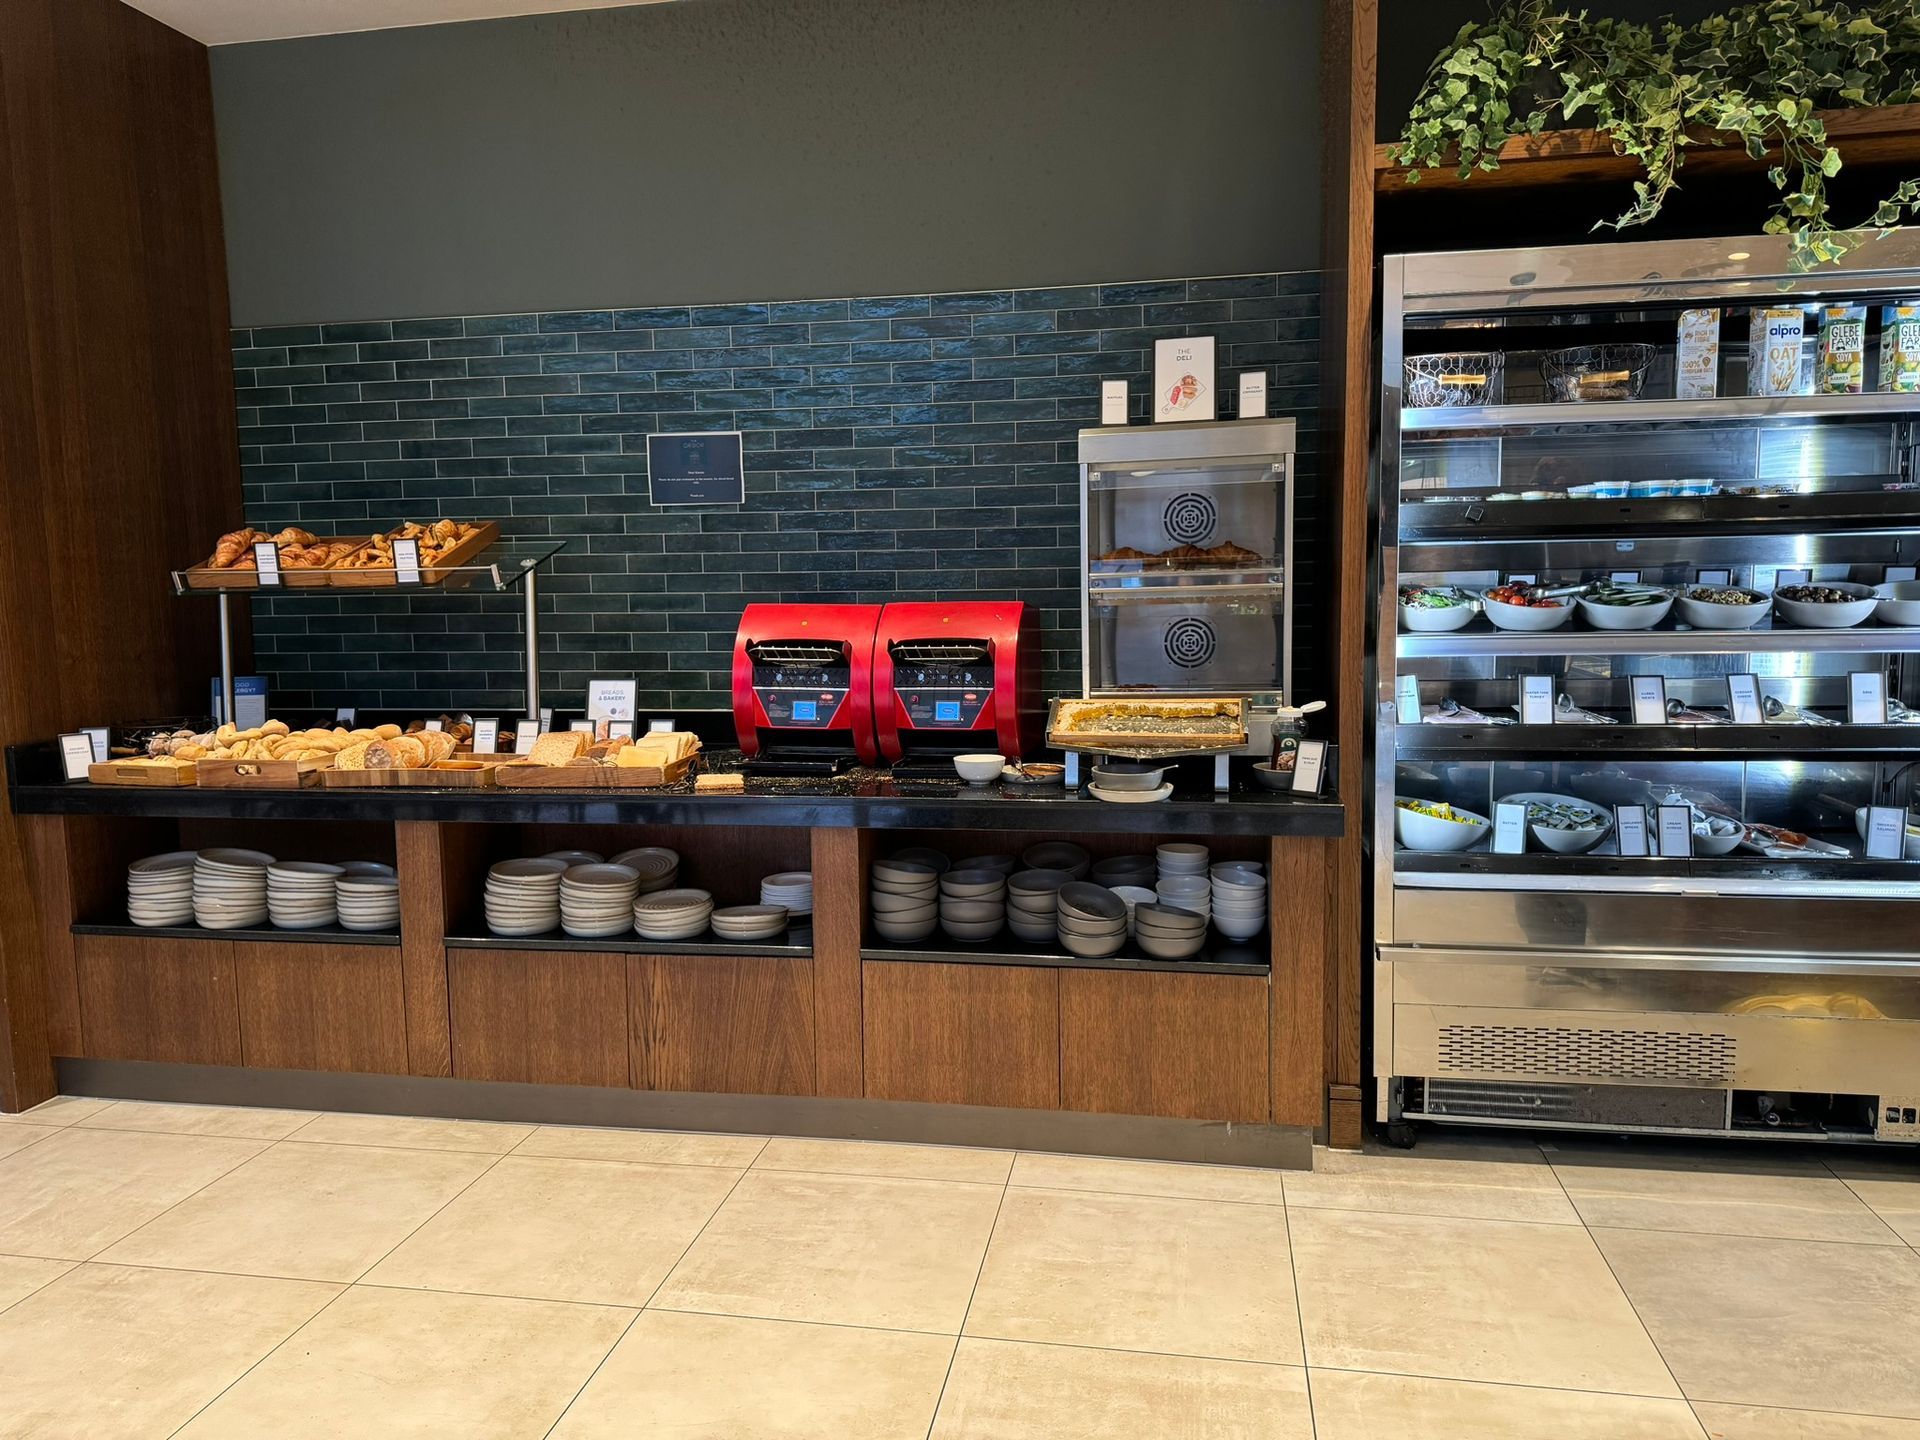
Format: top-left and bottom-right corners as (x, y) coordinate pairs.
(235, 272), (1322, 713)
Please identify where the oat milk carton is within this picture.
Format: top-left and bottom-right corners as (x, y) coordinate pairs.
(1676, 308), (1719, 398)
(1816, 304), (1866, 394)
(1880, 304), (1920, 393)
(1747, 307), (1806, 396)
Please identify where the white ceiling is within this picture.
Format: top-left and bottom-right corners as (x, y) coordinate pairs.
(121, 0), (676, 45)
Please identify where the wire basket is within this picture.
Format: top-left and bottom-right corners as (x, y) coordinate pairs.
(1403, 352), (1504, 408)
(1541, 343), (1654, 402)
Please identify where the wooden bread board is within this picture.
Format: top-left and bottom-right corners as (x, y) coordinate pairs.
(88, 761), (198, 787)
(329, 521), (501, 587)
(318, 759), (502, 788)
(196, 758), (332, 788)
(1047, 696), (1247, 751)
(494, 755), (698, 789)
(181, 537), (355, 591)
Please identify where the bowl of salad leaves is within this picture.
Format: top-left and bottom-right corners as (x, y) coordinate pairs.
(1398, 584), (1476, 632)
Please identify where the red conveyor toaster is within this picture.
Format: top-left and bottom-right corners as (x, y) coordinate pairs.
(872, 600), (1040, 767)
(731, 603), (883, 770)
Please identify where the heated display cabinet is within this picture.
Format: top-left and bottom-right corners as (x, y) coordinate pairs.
(1374, 235), (1920, 1147)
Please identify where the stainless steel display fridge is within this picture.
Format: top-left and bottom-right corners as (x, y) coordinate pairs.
(1373, 234), (1920, 1147)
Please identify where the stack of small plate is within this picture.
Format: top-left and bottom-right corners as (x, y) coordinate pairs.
(1090, 853), (1156, 889)
(940, 868), (1006, 942)
(560, 863), (641, 938)
(1134, 901), (1209, 960)
(543, 848), (604, 866)
(1022, 841), (1090, 879)
(337, 873), (400, 932)
(267, 861), (343, 930)
(339, 860), (396, 881)
(1006, 869), (1069, 942)
(760, 871), (813, 917)
(127, 852), (197, 928)
(485, 858), (568, 937)
(1211, 862), (1268, 942)
(1056, 882), (1127, 958)
(633, 888), (715, 942)
(193, 848), (275, 930)
(610, 847), (680, 895)
(872, 859), (939, 943)
(711, 904), (790, 941)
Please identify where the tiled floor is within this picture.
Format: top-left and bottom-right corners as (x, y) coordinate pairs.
(0, 1099), (1916, 1437)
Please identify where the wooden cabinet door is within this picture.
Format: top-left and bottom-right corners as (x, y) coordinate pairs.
(637, 954), (815, 1097)
(1060, 969), (1270, 1123)
(234, 942), (408, 1075)
(863, 961), (1059, 1110)
(447, 949), (628, 1088)
(74, 933), (242, 1067)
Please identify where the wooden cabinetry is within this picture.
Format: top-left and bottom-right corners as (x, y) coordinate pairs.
(74, 933), (241, 1067)
(447, 948), (628, 1088)
(863, 961), (1060, 1110)
(634, 954), (815, 1097)
(234, 942), (407, 1076)
(1059, 969), (1270, 1123)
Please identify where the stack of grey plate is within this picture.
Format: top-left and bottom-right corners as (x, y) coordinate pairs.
(1006, 869), (1070, 942)
(632, 888), (715, 941)
(267, 860), (342, 930)
(890, 847), (950, 874)
(871, 859), (939, 943)
(1134, 900), (1209, 960)
(1090, 853), (1156, 889)
(759, 871), (813, 916)
(193, 848), (275, 930)
(336, 873), (401, 932)
(1022, 841), (1090, 879)
(560, 863), (641, 938)
(611, 847), (680, 894)
(126, 851), (197, 928)
(543, 848), (604, 866)
(485, 858), (568, 937)
(711, 904), (790, 941)
(1210, 861), (1268, 942)
(939, 868), (1006, 942)
(1056, 882), (1127, 958)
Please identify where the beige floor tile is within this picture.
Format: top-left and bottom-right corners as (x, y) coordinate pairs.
(933, 1337), (1312, 1439)
(0, 1096), (112, 1126)
(1827, 1161), (1920, 1247)
(0, 1254), (74, 1311)
(76, 1099), (316, 1140)
(965, 1187), (1302, 1365)
(1284, 1141), (1579, 1224)
(1008, 1152), (1286, 1206)
(0, 1122), (58, 1160)
(0, 1262), (338, 1440)
(1310, 1370), (1707, 1439)
(367, 1154), (740, 1305)
(1694, 1403), (1920, 1438)
(757, 1136), (1013, 1184)
(176, 1284), (631, 1439)
(653, 1169), (1001, 1333)
(550, 1309), (953, 1439)
(291, 1110), (533, 1153)
(1290, 1208), (1677, 1396)
(97, 1139), (494, 1281)
(1553, 1150), (1897, 1244)
(0, 1126), (265, 1259)
(1597, 1229), (1920, 1417)
(518, 1124), (767, 1168)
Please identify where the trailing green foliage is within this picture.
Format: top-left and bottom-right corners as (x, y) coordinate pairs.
(1390, 0), (1920, 267)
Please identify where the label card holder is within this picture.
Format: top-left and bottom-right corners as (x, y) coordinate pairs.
(1520, 675), (1555, 726)
(607, 720), (636, 741)
(1657, 804), (1694, 857)
(569, 720), (595, 735)
(1726, 674), (1763, 725)
(1395, 675), (1422, 726)
(1290, 739), (1327, 795)
(1504, 571), (1538, 586)
(58, 733), (94, 780)
(1630, 675), (1669, 726)
(539, 707), (554, 733)
(424, 719), (445, 733)
(513, 720), (540, 755)
(1865, 806), (1909, 860)
(82, 726), (110, 762)
(336, 707), (356, 724)
(1850, 671), (1889, 725)
(1492, 802), (1529, 855)
(1775, 567), (1811, 589)
(473, 718), (500, 754)
(1100, 381), (1128, 426)
(1615, 804), (1650, 857)
(392, 537), (422, 585)
(252, 541), (282, 587)
(1238, 371), (1268, 419)
(1696, 568), (1732, 586)
(1609, 569), (1641, 584)
(1886, 564), (1918, 584)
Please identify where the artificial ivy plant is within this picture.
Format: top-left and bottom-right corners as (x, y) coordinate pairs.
(1390, 0), (1920, 267)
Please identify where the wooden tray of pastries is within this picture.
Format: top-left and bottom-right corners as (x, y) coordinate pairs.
(329, 520), (499, 587)
(183, 528), (363, 590)
(494, 730), (702, 789)
(1047, 696), (1246, 751)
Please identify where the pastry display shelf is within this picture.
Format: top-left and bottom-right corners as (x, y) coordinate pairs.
(1087, 565), (1288, 602)
(1396, 621), (1920, 659)
(1396, 722), (1920, 760)
(1397, 485), (1920, 542)
(73, 920), (400, 947)
(1401, 391), (1920, 435)
(445, 927), (811, 960)
(174, 539), (567, 724)
(860, 932), (1270, 977)
(1394, 848), (1920, 900)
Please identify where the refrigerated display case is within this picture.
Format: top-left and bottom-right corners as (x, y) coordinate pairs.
(1374, 234), (1920, 1147)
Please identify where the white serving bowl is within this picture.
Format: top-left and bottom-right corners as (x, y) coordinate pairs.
(1399, 600), (1477, 633)
(1089, 763), (1169, 792)
(1498, 791), (1614, 855)
(1773, 581), (1878, 629)
(953, 753), (1006, 784)
(1394, 798), (1491, 852)
(1576, 592), (1674, 631)
(1478, 591), (1574, 631)
(1675, 589), (1771, 630)
(1692, 820), (1746, 856)
(940, 871), (1006, 899)
(1214, 913), (1265, 942)
(1854, 806), (1920, 859)
(1873, 580), (1920, 628)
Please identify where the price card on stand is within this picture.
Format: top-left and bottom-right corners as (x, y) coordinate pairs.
(1609, 569), (1642, 584)
(1630, 676), (1669, 725)
(57, 733), (94, 780)
(1775, 567), (1811, 589)
(1726, 674), (1763, 725)
(425, 719), (445, 733)
(1492, 803), (1529, 855)
(1850, 671), (1889, 724)
(252, 541), (282, 586)
(569, 720), (595, 736)
(1238, 371), (1268, 419)
(1696, 568), (1732, 587)
(1657, 804), (1694, 857)
(472, 718), (500, 754)
(1520, 675), (1555, 726)
(1395, 675), (1422, 726)
(608, 720), (636, 741)
(1865, 806), (1909, 860)
(82, 727), (110, 762)
(513, 720), (540, 755)
(1615, 804), (1650, 857)
(1100, 381), (1128, 426)
(1291, 739), (1327, 795)
(1504, 571), (1538, 586)
(1886, 564), (1918, 584)
(336, 707), (356, 725)
(393, 538), (422, 585)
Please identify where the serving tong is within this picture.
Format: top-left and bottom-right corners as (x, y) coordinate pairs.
(1761, 696), (1841, 727)
(1424, 698), (1515, 725)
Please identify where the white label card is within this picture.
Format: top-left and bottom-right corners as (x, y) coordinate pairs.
(1726, 674), (1763, 725)
(1505, 572), (1538, 585)
(58, 733), (94, 781)
(1865, 806), (1908, 860)
(1493, 803), (1529, 854)
(82, 727), (110, 762)
(513, 720), (540, 755)
(539, 707), (554, 732)
(392, 537), (422, 584)
(473, 718), (500, 754)
(569, 720), (595, 735)
(1775, 567), (1811, 589)
(1100, 381), (1128, 426)
(1630, 675), (1669, 725)
(608, 720), (636, 741)
(1886, 564), (1918, 584)
(1520, 676), (1556, 726)
(1395, 675), (1421, 726)
(252, 541), (282, 586)
(1609, 570), (1641, 584)
(1238, 370), (1268, 419)
(424, 719), (444, 732)
(1850, 671), (1889, 724)
(1697, 569), (1732, 586)
(1615, 805), (1650, 857)
(1657, 805), (1694, 857)
(648, 718), (676, 733)
(1290, 739), (1327, 795)
(336, 707), (356, 724)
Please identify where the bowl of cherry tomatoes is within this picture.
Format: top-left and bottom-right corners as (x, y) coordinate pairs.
(1477, 582), (1575, 631)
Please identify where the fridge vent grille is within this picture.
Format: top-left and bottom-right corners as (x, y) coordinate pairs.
(1436, 1024), (1736, 1084)
(1417, 1079), (1729, 1130)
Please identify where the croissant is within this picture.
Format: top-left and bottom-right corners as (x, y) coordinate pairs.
(212, 528), (262, 568)
(272, 526), (317, 546)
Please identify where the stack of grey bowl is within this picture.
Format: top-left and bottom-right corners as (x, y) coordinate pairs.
(1133, 900), (1210, 959)
(871, 858), (940, 942)
(1020, 841), (1090, 878)
(1056, 881), (1128, 958)
(939, 867), (1006, 942)
(1090, 853), (1156, 889)
(1006, 869), (1070, 941)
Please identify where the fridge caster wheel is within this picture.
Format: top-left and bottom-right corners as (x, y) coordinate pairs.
(1384, 1121), (1418, 1150)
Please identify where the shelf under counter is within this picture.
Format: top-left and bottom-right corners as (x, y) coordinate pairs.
(861, 931), (1270, 977)
(1396, 619), (1920, 659)
(445, 927), (811, 960)
(1395, 723), (1920, 760)
(72, 920), (399, 947)
(1401, 391), (1920, 435)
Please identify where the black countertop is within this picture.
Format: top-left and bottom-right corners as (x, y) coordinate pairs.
(7, 744), (1344, 839)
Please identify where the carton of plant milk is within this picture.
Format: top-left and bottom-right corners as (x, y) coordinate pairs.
(1816, 304), (1866, 394)
(1747, 307), (1806, 396)
(1676, 308), (1719, 398)
(1881, 304), (1920, 393)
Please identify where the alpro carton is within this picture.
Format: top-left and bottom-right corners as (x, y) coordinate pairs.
(1747, 307), (1806, 396)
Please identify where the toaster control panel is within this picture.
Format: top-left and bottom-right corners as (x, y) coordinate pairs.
(753, 666), (848, 729)
(895, 668), (993, 729)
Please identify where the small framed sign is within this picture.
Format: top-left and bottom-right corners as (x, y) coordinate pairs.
(1520, 675), (1555, 726)
(1775, 567), (1812, 589)
(1864, 806), (1909, 860)
(1504, 572), (1539, 586)
(568, 720), (595, 736)
(513, 720), (541, 755)
(607, 720), (636, 741)
(1395, 675), (1422, 726)
(1237, 370), (1268, 419)
(1615, 804), (1650, 857)
(1886, 564), (1918, 584)
(82, 726), (111, 762)
(1630, 675), (1669, 725)
(586, 678), (638, 728)
(1492, 802), (1529, 855)
(57, 733), (94, 781)
(1153, 336), (1217, 423)
(1290, 739), (1327, 795)
(1696, 568), (1732, 587)
(1100, 381), (1128, 426)
(1726, 674), (1763, 725)
(424, 719), (445, 733)
(647, 431), (746, 506)
(392, 537), (422, 585)
(252, 541), (282, 587)
(1608, 569), (1642, 585)
(539, 707), (554, 732)
(1850, 670), (1889, 725)
(336, 706), (357, 724)
(472, 718), (500, 754)
(649, 717), (677, 734)
(1657, 804), (1694, 857)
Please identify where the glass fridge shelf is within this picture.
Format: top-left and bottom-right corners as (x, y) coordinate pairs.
(1401, 391), (1920, 434)
(1396, 621), (1920, 659)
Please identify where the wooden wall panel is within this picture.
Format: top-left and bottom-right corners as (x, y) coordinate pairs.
(638, 954), (815, 1097)
(19, 818), (82, 1056)
(395, 821), (460, 1076)
(74, 934), (241, 1067)
(863, 961), (1059, 1110)
(448, 948), (628, 1088)
(1271, 838), (1332, 1130)
(234, 942), (409, 1076)
(810, 827), (865, 1098)
(1061, 969), (1269, 1123)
